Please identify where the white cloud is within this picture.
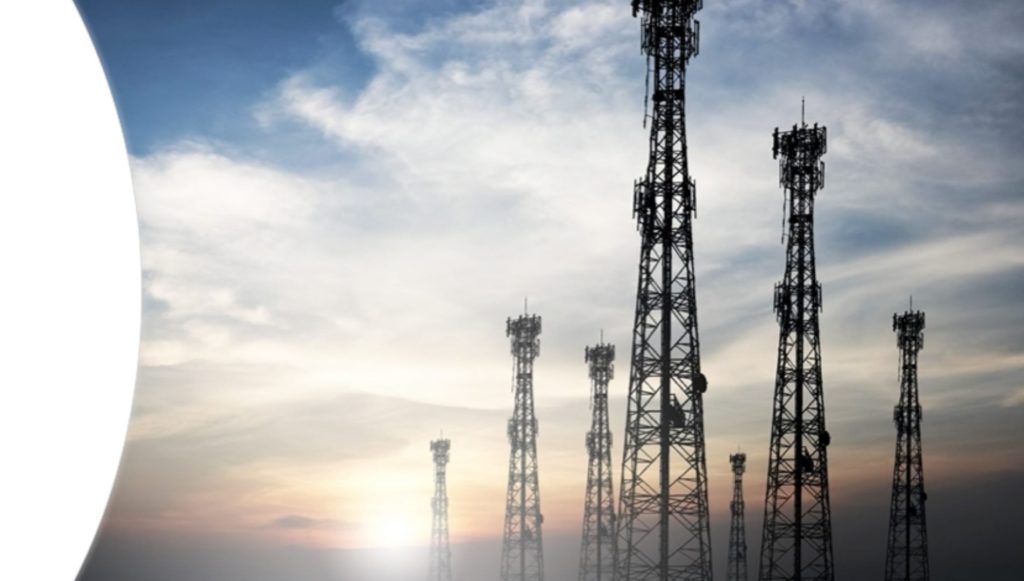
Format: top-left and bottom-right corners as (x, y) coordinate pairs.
(838, 0), (1024, 62)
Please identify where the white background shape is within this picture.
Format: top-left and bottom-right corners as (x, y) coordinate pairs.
(0, 2), (140, 580)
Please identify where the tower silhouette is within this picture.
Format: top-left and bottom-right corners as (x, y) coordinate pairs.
(884, 306), (930, 581)
(429, 438), (453, 581)
(501, 312), (545, 581)
(617, 1), (713, 580)
(759, 114), (835, 581)
(727, 453), (748, 581)
(579, 340), (618, 581)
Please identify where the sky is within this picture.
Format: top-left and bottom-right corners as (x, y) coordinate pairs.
(74, 0), (1024, 579)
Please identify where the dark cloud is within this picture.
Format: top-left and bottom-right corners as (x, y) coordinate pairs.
(270, 515), (337, 530)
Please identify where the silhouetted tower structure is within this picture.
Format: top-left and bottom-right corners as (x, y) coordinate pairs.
(501, 311), (545, 581)
(617, 1), (712, 580)
(759, 111), (835, 581)
(580, 339), (618, 581)
(727, 453), (748, 581)
(429, 438), (453, 581)
(884, 306), (930, 581)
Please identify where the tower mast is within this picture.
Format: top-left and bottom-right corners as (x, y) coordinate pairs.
(884, 306), (930, 581)
(727, 453), (748, 581)
(580, 340), (618, 581)
(617, 1), (713, 580)
(429, 438), (453, 581)
(501, 311), (545, 581)
(759, 113), (835, 581)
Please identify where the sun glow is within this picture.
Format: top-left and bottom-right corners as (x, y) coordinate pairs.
(367, 515), (417, 548)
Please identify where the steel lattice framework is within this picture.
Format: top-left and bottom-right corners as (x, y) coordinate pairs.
(501, 312), (545, 581)
(884, 308), (930, 581)
(429, 438), (453, 581)
(617, 1), (712, 580)
(580, 341), (618, 581)
(758, 115), (835, 581)
(727, 453), (748, 581)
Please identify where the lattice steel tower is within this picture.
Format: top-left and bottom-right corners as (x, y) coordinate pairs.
(617, 1), (712, 580)
(727, 453), (748, 581)
(501, 312), (545, 581)
(758, 112), (834, 581)
(580, 339), (618, 581)
(429, 438), (453, 581)
(884, 306), (930, 581)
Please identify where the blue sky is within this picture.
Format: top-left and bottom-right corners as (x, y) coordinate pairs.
(79, 0), (496, 162)
(79, 0), (362, 154)
(76, 1), (1023, 580)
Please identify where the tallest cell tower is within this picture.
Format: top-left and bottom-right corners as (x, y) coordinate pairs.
(617, 1), (713, 580)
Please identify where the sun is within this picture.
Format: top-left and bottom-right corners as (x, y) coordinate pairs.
(367, 515), (417, 548)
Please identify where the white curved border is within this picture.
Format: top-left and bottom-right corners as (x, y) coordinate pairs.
(0, 2), (140, 580)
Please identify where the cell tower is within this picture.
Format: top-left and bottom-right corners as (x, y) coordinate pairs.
(429, 438), (453, 581)
(579, 339), (617, 581)
(758, 111), (834, 581)
(727, 453), (748, 581)
(617, 1), (713, 580)
(501, 311), (545, 581)
(884, 306), (930, 581)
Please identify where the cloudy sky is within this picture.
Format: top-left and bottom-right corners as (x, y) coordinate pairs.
(75, 0), (1023, 579)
